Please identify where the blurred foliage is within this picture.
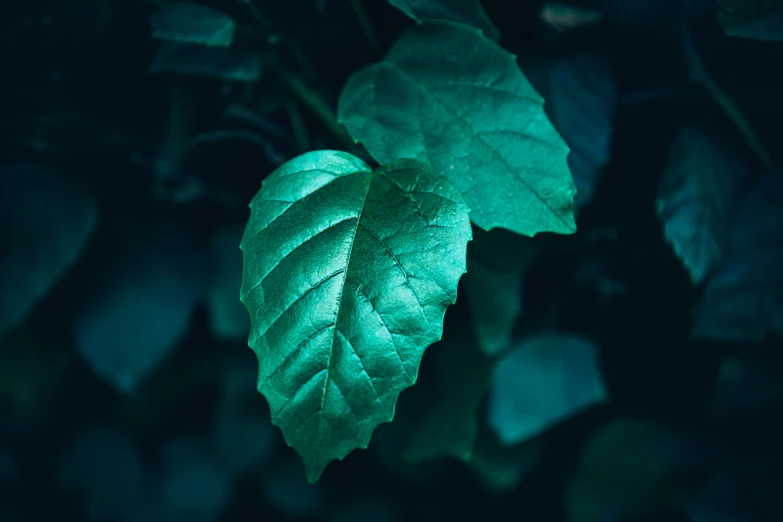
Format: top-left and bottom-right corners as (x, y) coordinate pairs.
(1, 0), (782, 521)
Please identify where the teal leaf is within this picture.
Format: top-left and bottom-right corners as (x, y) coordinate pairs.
(74, 223), (204, 394)
(403, 306), (492, 462)
(150, 1), (236, 47)
(338, 20), (576, 237)
(205, 226), (250, 342)
(463, 227), (540, 355)
(566, 419), (718, 522)
(240, 150), (472, 482)
(0, 162), (97, 335)
(488, 332), (606, 446)
(716, 0), (783, 41)
(149, 42), (261, 82)
(386, 0), (501, 41)
(526, 54), (617, 217)
(692, 173), (783, 342)
(656, 126), (746, 286)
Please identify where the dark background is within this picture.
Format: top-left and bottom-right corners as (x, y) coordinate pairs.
(1, 1), (782, 521)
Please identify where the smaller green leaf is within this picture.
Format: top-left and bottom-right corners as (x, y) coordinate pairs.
(386, 0), (501, 41)
(338, 21), (576, 236)
(488, 332), (607, 446)
(404, 306), (493, 462)
(150, 1), (236, 47)
(149, 42), (261, 82)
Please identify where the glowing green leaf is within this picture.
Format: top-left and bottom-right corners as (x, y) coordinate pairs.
(240, 151), (471, 482)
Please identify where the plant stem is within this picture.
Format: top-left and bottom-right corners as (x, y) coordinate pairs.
(680, 25), (772, 167)
(275, 66), (354, 149)
(349, 0), (381, 56)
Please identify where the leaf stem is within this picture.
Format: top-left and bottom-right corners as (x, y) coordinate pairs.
(680, 25), (772, 167)
(275, 66), (354, 149)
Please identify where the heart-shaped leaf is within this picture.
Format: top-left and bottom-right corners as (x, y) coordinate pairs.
(150, 2), (236, 47)
(386, 0), (501, 41)
(488, 332), (607, 446)
(692, 172), (783, 342)
(656, 126), (746, 285)
(240, 150), (471, 482)
(338, 20), (576, 237)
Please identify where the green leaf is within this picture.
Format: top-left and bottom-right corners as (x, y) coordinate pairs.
(338, 20), (576, 237)
(240, 150), (472, 482)
(149, 42), (261, 82)
(488, 332), (607, 446)
(386, 0), (501, 41)
(403, 306), (492, 462)
(656, 126), (746, 286)
(463, 227), (541, 355)
(150, 1), (236, 47)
